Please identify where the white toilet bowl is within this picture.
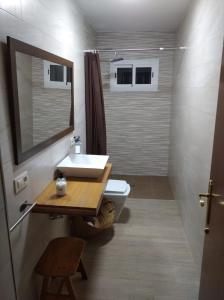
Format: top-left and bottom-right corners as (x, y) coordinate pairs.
(104, 179), (131, 222)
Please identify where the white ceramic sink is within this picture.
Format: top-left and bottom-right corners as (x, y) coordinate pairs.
(57, 154), (109, 178)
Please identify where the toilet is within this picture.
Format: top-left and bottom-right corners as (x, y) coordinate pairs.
(104, 180), (131, 222)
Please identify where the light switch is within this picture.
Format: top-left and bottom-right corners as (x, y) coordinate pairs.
(14, 171), (29, 194)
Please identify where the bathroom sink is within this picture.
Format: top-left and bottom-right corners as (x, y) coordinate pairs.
(57, 154), (109, 178)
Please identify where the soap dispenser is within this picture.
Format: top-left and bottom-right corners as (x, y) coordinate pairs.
(71, 136), (82, 154)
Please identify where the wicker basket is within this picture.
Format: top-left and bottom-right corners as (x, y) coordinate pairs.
(71, 199), (115, 239)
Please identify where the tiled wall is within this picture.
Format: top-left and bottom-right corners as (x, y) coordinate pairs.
(169, 0), (224, 276)
(0, 0), (95, 299)
(97, 32), (175, 175)
(16, 52), (33, 151)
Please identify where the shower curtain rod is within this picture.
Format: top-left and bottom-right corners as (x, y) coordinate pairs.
(84, 46), (187, 53)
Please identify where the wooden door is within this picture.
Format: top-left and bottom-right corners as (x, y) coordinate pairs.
(199, 47), (224, 299)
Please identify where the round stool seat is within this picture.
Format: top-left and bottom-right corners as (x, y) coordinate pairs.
(35, 237), (87, 300)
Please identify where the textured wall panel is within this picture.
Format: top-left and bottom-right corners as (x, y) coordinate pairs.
(32, 57), (71, 145)
(96, 32), (175, 175)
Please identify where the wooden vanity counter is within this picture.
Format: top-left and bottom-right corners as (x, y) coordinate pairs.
(32, 163), (112, 216)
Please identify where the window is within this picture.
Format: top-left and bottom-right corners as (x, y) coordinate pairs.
(44, 60), (72, 89)
(110, 59), (159, 92)
(49, 64), (64, 82)
(135, 67), (151, 84)
(117, 67), (133, 84)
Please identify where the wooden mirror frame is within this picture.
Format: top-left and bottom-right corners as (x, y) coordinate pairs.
(7, 37), (74, 165)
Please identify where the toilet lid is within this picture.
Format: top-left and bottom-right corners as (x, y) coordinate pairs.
(105, 180), (127, 194)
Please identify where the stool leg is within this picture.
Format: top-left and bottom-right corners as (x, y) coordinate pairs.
(64, 277), (77, 300)
(57, 278), (65, 295)
(77, 259), (88, 280)
(40, 277), (49, 300)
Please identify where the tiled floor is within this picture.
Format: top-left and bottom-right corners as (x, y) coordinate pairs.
(110, 175), (174, 200)
(74, 176), (199, 300)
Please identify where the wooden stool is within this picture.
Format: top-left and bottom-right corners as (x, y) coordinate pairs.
(35, 237), (87, 300)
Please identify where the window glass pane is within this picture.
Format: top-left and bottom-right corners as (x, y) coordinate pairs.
(50, 65), (64, 82)
(117, 68), (132, 84)
(66, 67), (72, 83)
(136, 67), (151, 84)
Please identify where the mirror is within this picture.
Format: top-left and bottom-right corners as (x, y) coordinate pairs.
(7, 37), (74, 164)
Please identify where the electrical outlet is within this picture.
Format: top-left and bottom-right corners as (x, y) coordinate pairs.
(14, 171), (29, 194)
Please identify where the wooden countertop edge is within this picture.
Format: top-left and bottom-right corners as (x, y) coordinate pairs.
(32, 205), (97, 216)
(32, 163), (112, 216)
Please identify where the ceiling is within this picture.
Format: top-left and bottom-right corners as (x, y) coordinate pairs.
(76, 0), (192, 32)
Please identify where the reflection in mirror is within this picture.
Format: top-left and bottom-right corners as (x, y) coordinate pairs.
(7, 37), (74, 164)
(16, 52), (72, 153)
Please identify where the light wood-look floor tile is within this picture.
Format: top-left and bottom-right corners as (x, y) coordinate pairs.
(74, 197), (199, 300)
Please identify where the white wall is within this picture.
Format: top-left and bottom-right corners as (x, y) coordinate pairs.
(0, 164), (16, 300)
(97, 32), (175, 175)
(0, 0), (95, 299)
(169, 0), (224, 275)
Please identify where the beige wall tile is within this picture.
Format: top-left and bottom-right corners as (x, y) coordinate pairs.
(97, 32), (175, 176)
(169, 0), (224, 274)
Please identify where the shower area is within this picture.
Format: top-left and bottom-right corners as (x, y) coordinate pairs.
(93, 32), (177, 177)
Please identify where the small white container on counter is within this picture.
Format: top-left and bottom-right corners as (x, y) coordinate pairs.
(56, 178), (67, 196)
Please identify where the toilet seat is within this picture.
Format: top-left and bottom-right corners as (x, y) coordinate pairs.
(104, 180), (128, 195)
